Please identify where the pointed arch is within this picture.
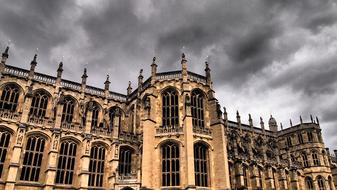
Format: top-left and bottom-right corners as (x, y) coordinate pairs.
(161, 87), (179, 128)
(29, 89), (51, 118)
(191, 88), (205, 128)
(0, 82), (22, 112)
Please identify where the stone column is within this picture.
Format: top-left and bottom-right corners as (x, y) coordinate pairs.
(278, 168), (288, 190)
(183, 94), (196, 190)
(250, 164), (259, 190)
(265, 167), (275, 190)
(290, 168), (300, 190)
(79, 135), (92, 190)
(108, 142), (119, 189)
(20, 93), (33, 123)
(5, 124), (27, 190)
(235, 161), (244, 188)
(44, 130), (61, 190)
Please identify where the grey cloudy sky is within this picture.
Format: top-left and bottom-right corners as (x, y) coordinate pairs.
(1, 0), (337, 149)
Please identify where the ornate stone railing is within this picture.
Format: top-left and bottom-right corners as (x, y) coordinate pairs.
(157, 71), (182, 80)
(193, 126), (212, 136)
(3, 65), (29, 78)
(119, 132), (139, 142)
(188, 71), (207, 84)
(109, 92), (127, 102)
(61, 122), (83, 132)
(61, 80), (82, 91)
(91, 127), (111, 136)
(34, 73), (56, 84)
(86, 86), (105, 96)
(117, 173), (138, 182)
(0, 110), (21, 121)
(156, 126), (184, 135)
(28, 116), (54, 126)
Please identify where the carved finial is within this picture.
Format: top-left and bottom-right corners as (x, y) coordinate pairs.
(182, 53), (185, 59)
(248, 114), (253, 127)
(2, 46), (9, 58)
(316, 116), (319, 124)
(139, 69), (143, 76)
(260, 117), (264, 124)
(280, 122), (283, 130)
(290, 119), (293, 127)
(57, 62), (63, 78)
(32, 54), (37, 63)
(105, 75), (110, 83)
(260, 117), (265, 130)
(127, 81), (132, 95)
(310, 114), (314, 123)
(82, 68), (88, 78)
(223, 107), (227, 114)
(58, 62), (63, 70)
(153, 57), (156, 62)
(236, 110), (240, 117)
(300, 115), (303, 124)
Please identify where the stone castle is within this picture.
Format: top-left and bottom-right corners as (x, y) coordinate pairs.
(0, 46), (336, 190)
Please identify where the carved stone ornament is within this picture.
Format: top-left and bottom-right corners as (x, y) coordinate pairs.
(53, 134), (59, 150)
(85, 140), (90, 154)
(16, 128), (25, 145)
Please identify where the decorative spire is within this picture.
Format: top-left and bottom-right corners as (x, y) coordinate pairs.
(260, 117), (265, 131)
(57, 62), (63, 78)
(316, 116), (320, 124)
(81, 68), (88, 89)
(300, 115), (303, 124)
(290, 119), (293, 127)
(104, 75), (110, 90)
(310, 114), (314, 123)
(151, 56), (157, 79)
(280, 122), (283, 130)
(127, 81), (132, 95)
(248, 114), (253, 127)
(2, 46), (9, 58)
(205, 61), (212, 86)
(29, 54), (38, 78)
(223, 107), (227, 121)
(181, 53), (188, 81)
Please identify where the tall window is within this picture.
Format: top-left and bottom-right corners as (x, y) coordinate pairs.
(109, 107), (122, 132)
(258, 168), (263, 188)
(0, 84), (20, 112)
(55, 141), (77, 185)
(191, 90), (204, 128)
(302, 153), (309, 167)
(0, 131), (10, 178)
(30, 91), (49, 118)
(91, 103), (100, 128)
(313, 152), (320, 166)
(88, 145), (105, 187)
(20, 136), (45, 181)
(194, 143), (209, 187)
(162, 142), (180, 187)
(317, 176), (326, 190)
(61, 97), (75, 123)
(229, 163), (236, 189)
(286, 136), (292, 147)
(162, 88), (179, 128)
(305, 177), (314, 190)
(307, 131), (313, 142)
(243, 165), (248, 187)
(298, 133), (303, 144)
(119, 147), (133, 176)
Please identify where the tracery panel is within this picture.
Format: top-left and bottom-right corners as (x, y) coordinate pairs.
(0, 84), (20, 112)
(88, 145), (105, 187)
(0, 131), (10, 178)
(162, 88), (179, 128)
(29, 91), (49, 118)
(191, 90), (205, 128)
(194, 143), (209, 187)
(161, 142), (180, 187)
(55, 140), (77, 185)
(61, 97), (75, 124)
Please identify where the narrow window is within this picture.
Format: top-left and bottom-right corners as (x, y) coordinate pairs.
(313, 152), (320, 166)
(307, 131), (313, 142)
(91, 103), (100, 128)
(194, 143), (209, 187)
(317, 176), (326, 190)
(0, 131), (11, 178)
(88, 145), (105, 187)
(29, 91), (49, 118)
(305, 177), (314, 190)
(286, 136), (292, 147)
(119, 147), (133, 176)
(61, 97), (75, 124)
(191, 90), (205, 128)
(0, 84), (20, 112)
(55, 141), (77, 185)
(258, 168), (263, 188)
(162, 88), (179, 128)
(229, 163), (236, 189)
(20, 136), (45, 181)
(298, 133), (303, 144)
(109, 107), (122, 132)
(302, 153), (309, 167)
(243, 165), (248, 187)
(162, 142), (180, 186)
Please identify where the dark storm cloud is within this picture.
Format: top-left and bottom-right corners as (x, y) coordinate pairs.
(0, 0), (337, 147)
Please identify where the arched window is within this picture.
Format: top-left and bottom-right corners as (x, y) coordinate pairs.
(229, 162), (236, 189)
(88, 145), (105, 187)
(30, 91), (49, 118)
(191, 90), (204, 128)
(162, 88), (179, 128)
(307, 131), (313, 142)
(305, 177), (314, 190)
(298, 133), (303, 144)
(312, 152), (320, 166)
(162, 142), (180, 187)
(317, 176), (326, 190)
(55, 141), (77, 185)
(61, 97), (75, 123)
(243, 165), (248, 187)
(0, 84), (20, 112)
(0, 131), (11, 178)
(20, 136), (45, 181)
(109, 107), (122, 132)
(119, 146), (133, 176)
(194, 143), (209, 187)
(302, 153), (309, 167)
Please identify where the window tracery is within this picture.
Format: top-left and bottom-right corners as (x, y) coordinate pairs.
(55, 140), (77, 184)
(0, 131), (10, 178)
(29, 91), (49, 118)
(162, 142), (180, 187)
(162, 88), (179, 128)
(88, 145), (105, 187)
(191, 90), (204, 128)
(119, 146), (133, 177)
(194, 143), (209, 187)
(61, 97), (75, 124)
(0, 84), (20, 112)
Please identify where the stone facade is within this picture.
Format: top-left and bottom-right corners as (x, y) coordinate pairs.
(0, 47), (335, 190)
